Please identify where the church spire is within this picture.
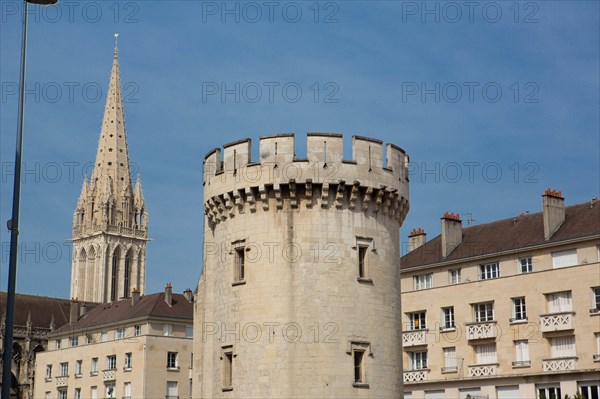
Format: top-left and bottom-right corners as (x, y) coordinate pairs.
(91, 33), (132, 199)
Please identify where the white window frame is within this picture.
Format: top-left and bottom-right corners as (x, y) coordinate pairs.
(514, 340), (530, 366)
(45, 364), (52, 379)
(55, 339), (61, 349)
(124, 382), (132, 399)
(479, 262), (500, 280)
(449, 269), (461, 284)
(75, 360), (82, 376)
(546, 291), (573, 313)
(124, 352), (132, 369)
(166, 381), (178, 399)
(519, 257), (533, 273)
(91, 357), (98, 374)
(163, 323), (173, 336)
(473, 302), (494, 322)
(592, 287), (600, 312)
(116, 327), (126, 339)
(443, 347), (457, 371)
(409, 351), (428, 370)
(475, 343), (497, 364)
(134, 325), (141, 336)
(106, 355), (117, 370)
(537, 385), (561, 399)
(58, 390), (67, 399)
(511, 297), (527, 321)
(185, 325), (193, 338)
(441, 307), (455, 329)
(551, 249), (577, 269)
(101, 331), (109, 342)
(414, 274), (433, 290)
(59, 362), (68, 377)
(74, 387), (81, 399)
(167, 352), (179, 369)
(69, 336), (78, 347)
(407, 311), (426, 330)
(550, 336), (576, 358)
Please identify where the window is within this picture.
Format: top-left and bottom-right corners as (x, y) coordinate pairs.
(58, 390), (67, 399)
(124, 352), (132, 369)
(222, 347), (233, 389)
(442, 347), (457, 371)
(235, 247), (245, 281)
(409, 351), (428, 370)
(106, 355), (117, 370)
(55, 339), (62, 349)
(475, 343), (497, 364)
(59, 362), (69, 377)
(552, 248), (577, 268)
(69, 336), (78, 347)
(116, 327), (125, 339)
(123, 382), (131, 399)
(519, 257), (533, 273)
(550, 336), (576, 358)
(45, 392), (51, 399)
(352, 349), (365, 385)
(134, 325), (141, 336)
(592, 287), (600, 312)
(91, 358), (98, 374)
(414, 274), (432, 290)
(90, 386), (97, 399)
(479, 262), (500, 279)
(106, 383), (115, 399)
(473, 302), (494, 322)
(101, 331), (109, 342)
(579, 383), (600, 399)
(75, 360), (82, 376)
(358, 245), (368, 278)
(408, 311), (426, 330)
(512, 297), (527, 321)
(513, 340), (530, 367)
(186, 325), (193, 338)
(166, 381), (178, 399)
(449, 269), (461, 284)
(74, 388), (81, 399)
(596, 333), (600, 359)
(547, 291), (572, 313)
(167, 352), (179, 369)
(442, 307), (455, 329)
(537, 385), (561, 399)
(45, 365), (52, 379)
(85, 333), (95, 344)
(163, 323), (173, 336)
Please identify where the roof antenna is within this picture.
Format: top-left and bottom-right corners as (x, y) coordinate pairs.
(465, 213), (476, 227)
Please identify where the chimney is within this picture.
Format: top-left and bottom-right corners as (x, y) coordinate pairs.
(131, 288), (141, 306)
(165, 282), (173, 307)
(70, 298), (80, 325)
(441, 212), (462, 258)
(79, 303), (87, 317)
(408, 228), (426, 253)
(542, 189), (565, 240)
(183, 288), (193, 303)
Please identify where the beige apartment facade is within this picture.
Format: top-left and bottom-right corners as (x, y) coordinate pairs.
(400, 191), (600, 399)
(33, 287), (193, 399)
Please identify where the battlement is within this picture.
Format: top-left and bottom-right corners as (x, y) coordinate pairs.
(204, 133), (408, 188)
(202, 134), (410, 228)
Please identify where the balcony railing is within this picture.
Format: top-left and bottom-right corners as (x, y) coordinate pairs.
(402, 329), (427, 347)
(542, 357), (577, 372)
(55, 376), (68, 387)
(466, 321), (497, 340)
(540, 311), (574, 332)
(102, 370), (116, 381)
(403, 369), (429, 383)
(468, 363), (498, 377)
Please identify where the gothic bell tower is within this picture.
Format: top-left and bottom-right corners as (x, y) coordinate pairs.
(70, 43), (148, 303)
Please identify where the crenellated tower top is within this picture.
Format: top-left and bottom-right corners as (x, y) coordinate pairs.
(202, 133), (410, 227)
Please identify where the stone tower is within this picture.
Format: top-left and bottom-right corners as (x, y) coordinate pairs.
(70, 45), (148, 303)
(194, 134), (409, 398)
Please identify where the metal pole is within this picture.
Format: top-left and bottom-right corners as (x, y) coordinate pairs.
(2, 1), (28, 397)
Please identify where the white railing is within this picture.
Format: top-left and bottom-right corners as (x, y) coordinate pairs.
(402, 330), (427, 347)
(102, 370), (116, 381)
(466, 322), (497, 340)
(540, 312), (574, 332)
(403, 370), (428, 383)
(468, 364), (498, 377)
(55, 376), (68, 387)
(542, 357), (576, 371)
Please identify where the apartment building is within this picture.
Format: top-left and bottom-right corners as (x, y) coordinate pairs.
(33, 285), (193, 399)
(400, 190), (600, 399)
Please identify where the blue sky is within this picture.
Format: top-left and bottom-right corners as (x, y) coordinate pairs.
(1, 1), (598, 298)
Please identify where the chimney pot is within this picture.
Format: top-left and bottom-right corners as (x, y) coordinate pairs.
(183, 288), (193, 303)
(407, 228), (427, 253)
(542, 189), (565, 240)
(165, 283), (173, 307)
(70, 299), (80, 325)
(131, 288), (141, 306)
(441, 212), (462, 258)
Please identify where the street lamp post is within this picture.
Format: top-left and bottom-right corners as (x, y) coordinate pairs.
(2, 0), (58, 397)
